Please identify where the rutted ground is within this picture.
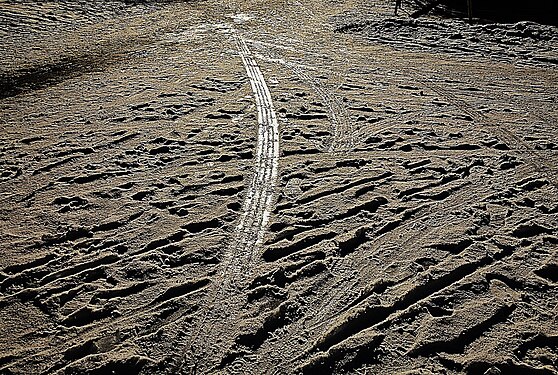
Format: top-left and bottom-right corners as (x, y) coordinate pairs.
(0, 0), (557, 374)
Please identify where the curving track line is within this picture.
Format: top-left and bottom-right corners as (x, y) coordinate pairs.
(183, 33), (280, 373)
(234, 35), (280, 249)
(247, 38), (354, 152)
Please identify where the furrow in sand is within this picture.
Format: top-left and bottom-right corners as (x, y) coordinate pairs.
(183, 33), (280, 372)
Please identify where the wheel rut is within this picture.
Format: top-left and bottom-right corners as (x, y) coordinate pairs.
(182, 32), (280, 374)
(247, 38), (355, 153)
(2, 1), (557, 375)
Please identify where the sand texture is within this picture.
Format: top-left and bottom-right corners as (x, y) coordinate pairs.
(1, 0), (557, 374)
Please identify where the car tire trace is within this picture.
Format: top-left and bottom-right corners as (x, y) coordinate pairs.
(183, 31), (280, 373)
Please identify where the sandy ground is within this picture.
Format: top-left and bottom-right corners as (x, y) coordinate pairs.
(1, 0), (557, 374)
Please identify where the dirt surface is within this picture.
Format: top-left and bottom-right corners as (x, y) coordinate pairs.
(1, 0), (557, 374)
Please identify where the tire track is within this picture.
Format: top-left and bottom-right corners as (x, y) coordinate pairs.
(290, 65), (354, 152)
(248, 39), (355, 152)
(297, 241), (518, 373)
(263, 161), (515, 372)
(181, 32), (280, 373)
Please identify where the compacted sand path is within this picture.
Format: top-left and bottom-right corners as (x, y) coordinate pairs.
(185, 32), (280, 373)
(1, 0), (557, 374)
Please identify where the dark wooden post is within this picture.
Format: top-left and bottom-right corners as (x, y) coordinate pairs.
(467, 0), (473, 22)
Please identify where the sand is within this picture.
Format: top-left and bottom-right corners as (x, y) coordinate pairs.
(0, 0), (557, 374)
